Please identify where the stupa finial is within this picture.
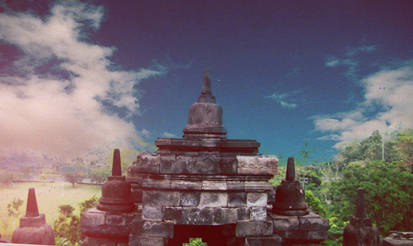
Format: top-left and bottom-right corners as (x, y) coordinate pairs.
(286, 157), (295, 181)
(26, 188), (39, 217)
(202, 70), (212, 95)
(112, 148), (121, 176)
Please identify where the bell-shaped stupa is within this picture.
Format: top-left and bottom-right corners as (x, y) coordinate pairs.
(12, 188), (55, 245)
(272, 157), (309, 216)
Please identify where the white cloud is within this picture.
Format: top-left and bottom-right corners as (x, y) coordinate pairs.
(265, 91), (299, 109)
(324, 45), (376, 80)
(162, 132), (177, 138)
(315, 61), (413, 148)
(0, 2), (165, 161)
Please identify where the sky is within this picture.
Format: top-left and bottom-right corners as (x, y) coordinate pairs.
(0, 0), (412, 166)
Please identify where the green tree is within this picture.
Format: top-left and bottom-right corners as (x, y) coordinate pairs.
(328, 160), (413, 235)
(183, 238), (207, 246)
(54, 196), (98, 245)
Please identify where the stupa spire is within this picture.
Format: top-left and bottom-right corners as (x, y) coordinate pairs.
(286, 157), (295, 181)
(112, 148), (121, 176)
(201, 71), (212, 95)
(26, 188), (39, 217)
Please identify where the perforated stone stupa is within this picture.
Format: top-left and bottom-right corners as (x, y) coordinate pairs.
(81, 73), (329, 246)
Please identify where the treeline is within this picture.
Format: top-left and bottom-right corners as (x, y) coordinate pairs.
(271, 129), (413, 245)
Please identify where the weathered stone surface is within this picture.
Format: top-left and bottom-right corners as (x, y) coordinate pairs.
(236, 221), (273, 237)
(130, 152), (161, 174)
(250, 207), (267, 221)
(202, 180), (227, 190)
(213, 208), (238, 224)
(299, 212), (329, 231)
(237, 155), (278, 175)
(143, 191), (180, 207)
(129, 234), (165, 246)
(142, 205), (163, 220)
(237, 207), (251, 221)
(141, 178), (171, 189)
(82, 237), (118, 246)
(228, 192), (247, 207)
(227, 181), (245, 191)
(12, 224), (55, 245)
(220, 157), (238, 174)
(245, 235), (283, 246)
(247, 193), (267, 207)
(170, 180), (202, 190)
(199, 192), (228, 208)
(82, 208), (106, 227)
(245, 181), (273, 192)
(383, 231), (413, 246)
(180, 192), (201, 207)
(131, 219), (174, 238)
(271, 214), (299, 233)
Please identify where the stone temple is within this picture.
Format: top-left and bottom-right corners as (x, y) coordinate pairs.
(81, 73), (329, 246)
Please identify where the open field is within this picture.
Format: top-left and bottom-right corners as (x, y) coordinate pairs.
(0, 181), (101, 240)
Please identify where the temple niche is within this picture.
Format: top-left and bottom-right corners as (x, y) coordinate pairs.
(81, 73), (329, 246)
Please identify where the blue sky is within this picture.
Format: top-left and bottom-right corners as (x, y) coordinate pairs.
(0, 0), (412, 165)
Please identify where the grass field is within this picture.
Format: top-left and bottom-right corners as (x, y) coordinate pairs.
(0, 182), (101, 240)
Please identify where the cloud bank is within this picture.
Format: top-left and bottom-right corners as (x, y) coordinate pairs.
(266, 90), (300, 109)
(315, 61), (413, 148)
(0, 2), (165, 160)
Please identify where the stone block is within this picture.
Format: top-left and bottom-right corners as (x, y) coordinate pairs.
(131, 220), (174, 238)
(237, 155), (278, 175)
(220, 157), (238, 174)
(245, 181), (273, 192)
(199, 192), (228, 208)
(131, 152), (161, 174)
(307, 230), (328, 241)
(227, 181), (245, 191)
(84, 237), (118, 246)
(129, 234), (165, 246)
(271, 214), (299, 233)
(228, 192), (247, 207)
(250, 207), (267, 221)
(181, 207), (214, 225)
(105, 213), (125, 226)
(298, 212), (329, 231)
(142, 205), (163, 220)
(245, 235), (282, 246)
(213, 208), (238, 224)
(142, 190), (180, 207)
(247, 193), (267, 207)
(81, 208), (105, 228)
(202, 180), (227, 190)
(163, 207), (182, 222)
(141, 178), (171, 189)
(236, 221), (273, 237)
(159, 155), (178, 174)
(190, 156), (221, 174)
(170, 180), (202, 190)
(180, 192), (201, 207)
(131, 188), (142, 203)
(237, 207), (250, 221)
